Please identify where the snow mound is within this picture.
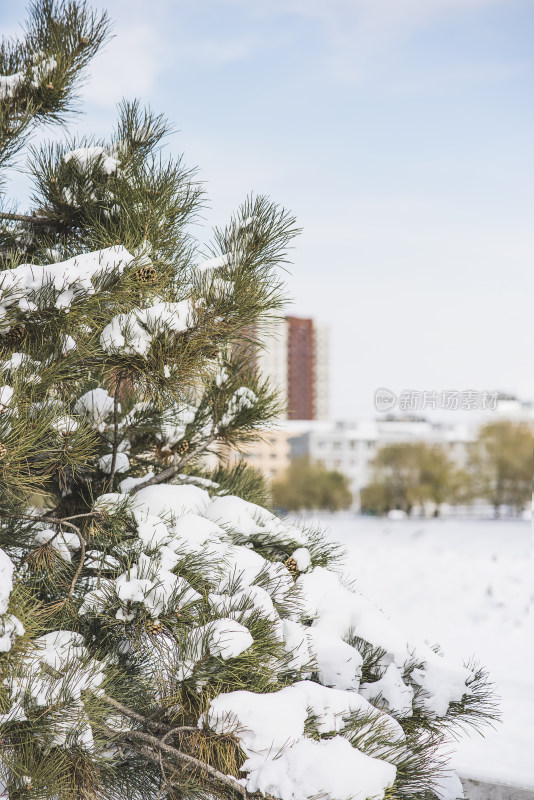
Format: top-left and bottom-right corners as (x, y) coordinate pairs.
(134, 484), (211, 520)
(244, 736), (396, 800)
(204, 681), (400, 800)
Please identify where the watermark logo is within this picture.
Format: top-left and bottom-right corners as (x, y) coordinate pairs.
(374, 387), (397, 412)
(374, 389), (499, 412)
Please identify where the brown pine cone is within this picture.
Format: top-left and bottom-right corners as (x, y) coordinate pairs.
(2, 324), (25, 346)
(284, 556), (299, 578)
(135, 263), (157, 285)
(146, 620), (163, 635)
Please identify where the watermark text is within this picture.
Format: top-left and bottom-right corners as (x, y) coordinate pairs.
(374, 388), (499, 412)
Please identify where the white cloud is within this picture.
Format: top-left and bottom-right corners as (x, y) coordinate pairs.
(173, 36), (262, 67)
(251, 0), (506, 38)
(230, 0), (510, 81)
(80, 5), (264, 108)
(83, 25), (166, 107)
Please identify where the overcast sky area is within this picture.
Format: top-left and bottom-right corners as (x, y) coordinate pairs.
(1, 0), (533, 420)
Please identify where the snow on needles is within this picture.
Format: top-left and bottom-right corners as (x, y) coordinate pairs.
(75, 388), (116, 433)
(0, 56), (57, 100)
(100, 300), (193, 356)
(74, 484), (479, 798)
(1, 478), (479, 799)
(204, 681), (400, 800)
(0, 549), (24, 653)
(245, 736), (396, 800)
(221, 386), (257, 426)
(0, 244), (196, 360)
(0, 246), (133, 321)
(0, 630), (106, 749)
(64, 146), (120, 175)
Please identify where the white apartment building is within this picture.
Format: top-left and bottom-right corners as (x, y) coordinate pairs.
(256, 319), (288, 410)
(490, 396), (534, 422)
(287, 418), (475, 510)
(235, 395), (533, 496)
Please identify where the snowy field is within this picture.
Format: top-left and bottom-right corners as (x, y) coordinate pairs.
(289, 513), (533, 790)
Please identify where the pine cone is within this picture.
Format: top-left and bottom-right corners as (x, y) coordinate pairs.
(2, 324), (25, 347)
(0, 442), (7, 461)
(146, 620), (163, 635)
(135, 263), (157, 285)
(176, 439), (189, 455)
(284, 556), (299, 578)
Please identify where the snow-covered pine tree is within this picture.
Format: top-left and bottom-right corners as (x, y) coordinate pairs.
(0, 4), (496, 800)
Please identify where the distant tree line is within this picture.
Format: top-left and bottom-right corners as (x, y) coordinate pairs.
(271, 421), (533, 515)
(272, 458), (352, 512)
(361, 420), (533, 517)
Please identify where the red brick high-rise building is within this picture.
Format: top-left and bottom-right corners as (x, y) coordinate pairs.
(255, 315), (329, 421)
(286, 316), (315, 420)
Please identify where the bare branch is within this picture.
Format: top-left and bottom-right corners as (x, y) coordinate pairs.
(0, 211), (55, 225)
(101, 694), (172, 734)
(161, 726), (200, 742)
(117, 728), (248, 798)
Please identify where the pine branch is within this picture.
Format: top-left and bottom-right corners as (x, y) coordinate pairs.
(101, 694), (173, 734)
(161, 726), (200, 741)
(0, 211), (52, 224)
(98, 699), (266, 800)
(115, 739), (238, 800)
(124, 740), (182, 794)
(112, 727), (250, 799)
(128, 432), (218, 495)
(3, 512), (86, 597)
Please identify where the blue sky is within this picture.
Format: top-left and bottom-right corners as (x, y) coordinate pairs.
(2, 0), (533, 418)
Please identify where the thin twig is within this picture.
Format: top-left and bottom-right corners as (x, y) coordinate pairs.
(62, 519), (86, 598)
(58, 511), (98, 523)
(0, 211), (54, 225)
(161, 726), (200, 743)
(107, 377), (122, 490)
(128, 433), (218, 495)
(109, 738), (189, 791)
(101, 694), (172, 734)
(116, 728), (248, 798)
(4, 514), (86, 591)
(3, 511), (96, 525)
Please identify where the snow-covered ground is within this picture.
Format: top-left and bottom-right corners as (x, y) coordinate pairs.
(289, 513), (533, 789)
